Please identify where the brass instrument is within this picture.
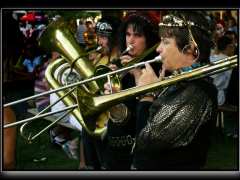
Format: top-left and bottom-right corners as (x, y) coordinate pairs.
(91, 45), (133, 91)
(75, 55), (238, 120)
(38, 18), (99, 94)
(79, 46), (103, 59)
(20, 18), (107, 141)
(4, 55), (237, 140)
(45, 58), (108, 137)
(3, 18), (238, 140)
(94, 42), (159, 90)
(110, 44), (133, 67)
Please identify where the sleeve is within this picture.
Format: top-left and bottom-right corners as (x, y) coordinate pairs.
(212, 70), (233, 90)
(136, 85), (215, 151)
(136, 101), (153, 136)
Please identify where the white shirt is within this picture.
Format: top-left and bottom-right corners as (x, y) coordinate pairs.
(210, 53), (233, 105)
(50, 93), (82, 131)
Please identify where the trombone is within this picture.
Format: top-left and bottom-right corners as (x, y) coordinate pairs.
(3, 55), (238, 141)
(3, 18), (238, 141)
(94, 42), (160, 90)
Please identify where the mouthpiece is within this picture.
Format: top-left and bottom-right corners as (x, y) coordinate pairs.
(121, 44), (133, 55)
(96, 46), (103, 52)
(154, 55), (162, 62)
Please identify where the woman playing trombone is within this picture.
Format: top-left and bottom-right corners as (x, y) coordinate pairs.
(131, 11), (218, 170)
(103, 11), (160, 170)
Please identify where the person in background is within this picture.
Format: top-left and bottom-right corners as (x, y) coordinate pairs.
(210, 35), (235, 106)
(81, 15), (122, 170)
(226, 16), (237, 34)
(2, 10), (24, 170)
(103, 11), (160, 170)
(76, 19), (87, 48)
(224, 30), (238, 108)
(83, 20), (97, 51)
(210, 35), (237, 139)
(3, 106), (17, 170)
(46, 52), (81, 161)
(89, 16), (121, 66)
(131, 11), (218, 170)
(224, 30), (238, 55)
(34, 53), (50, 112)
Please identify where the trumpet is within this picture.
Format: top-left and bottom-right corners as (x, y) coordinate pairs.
(3, 55), (238, 140)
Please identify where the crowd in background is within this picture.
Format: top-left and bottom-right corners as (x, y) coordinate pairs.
(3, 10), (238, 170)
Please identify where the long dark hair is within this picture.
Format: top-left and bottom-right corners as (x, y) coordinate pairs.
(119, 11), (159, 53)
(119, 11), (161, 76)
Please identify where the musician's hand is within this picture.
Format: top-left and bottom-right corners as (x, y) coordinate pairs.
(159, 66), (166, 81)
(103, 82), (121, 94)
(120, 55), (133, 66)
(108, 63), (118, 71)
(137, 63), (159, 87)
(89, 52), (98, 61)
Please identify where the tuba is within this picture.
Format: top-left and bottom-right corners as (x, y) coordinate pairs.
(38, 18), (100, 94)
(45, 57), (107, 137)
(38, 18), (108, 138)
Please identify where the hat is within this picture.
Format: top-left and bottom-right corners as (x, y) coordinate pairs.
(95, 16), (120, 37)
(96, 21), (113, 36)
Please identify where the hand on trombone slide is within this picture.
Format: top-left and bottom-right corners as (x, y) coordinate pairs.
(132, 63), (165, 87)
(103, 82), (120, 95)
(108, 54), (133, 71)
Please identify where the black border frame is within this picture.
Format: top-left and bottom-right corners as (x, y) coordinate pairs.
(1, 1), (239, 179)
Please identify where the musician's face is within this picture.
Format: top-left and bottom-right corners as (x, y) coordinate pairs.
(156, 37), (194, 71)
(125, 24), (146, 57)
(97, 35), (110, 54)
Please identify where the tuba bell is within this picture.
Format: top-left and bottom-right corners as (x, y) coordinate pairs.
(38, 18), (100, 94)
(39, 18), (108, 137)
(45, 57), (107, 137)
